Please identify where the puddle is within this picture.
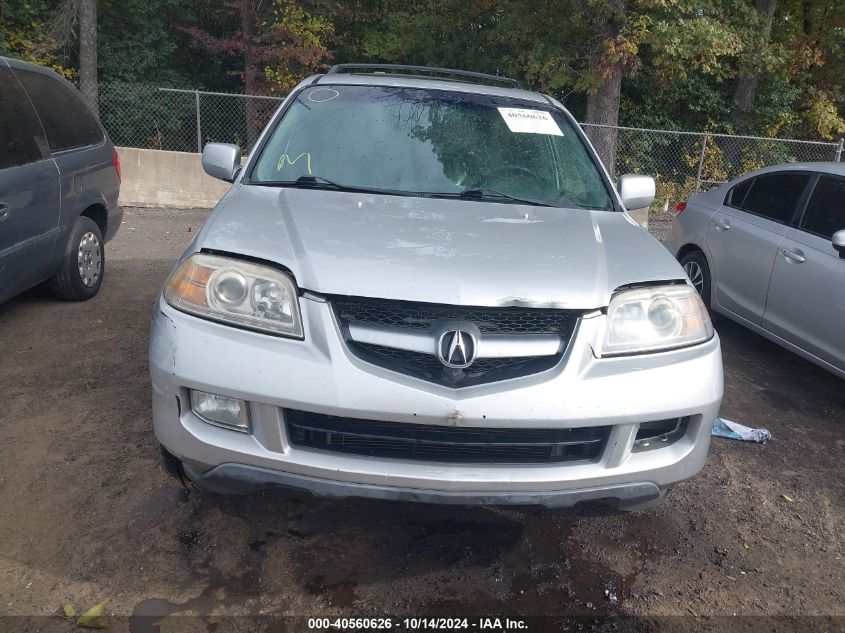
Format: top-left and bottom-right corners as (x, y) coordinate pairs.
(129, 566), (261, 633)
(129, 515), (263, 633)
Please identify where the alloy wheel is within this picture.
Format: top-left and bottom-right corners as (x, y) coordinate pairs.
(683, 261), (704, 294)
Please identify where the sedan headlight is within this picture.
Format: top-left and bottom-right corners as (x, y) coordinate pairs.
(601, 284), (712, 356)
(164, 253), (303, 338)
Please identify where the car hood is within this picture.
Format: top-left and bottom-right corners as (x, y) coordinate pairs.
(198, 185), (684, 309)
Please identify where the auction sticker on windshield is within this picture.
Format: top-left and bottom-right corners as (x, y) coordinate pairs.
(497, 107), (563, 136)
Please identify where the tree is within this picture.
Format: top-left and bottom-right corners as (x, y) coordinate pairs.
(0, 0), (75, 77)
(582, 0), (631, 172)
(769, 0), (845, 139)
(78, 0), (98, 111)
(180, 1), (334, 95)
(6, 0), (841, 152)
(730, 0), (778, 129)
(97, 0), (194, 85)
(181, 0), (334, 145)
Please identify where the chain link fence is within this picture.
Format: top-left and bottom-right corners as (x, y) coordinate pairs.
(583, 123), (842, 210)
(98, 83), (283, 153)
(95, 83), (842, 210)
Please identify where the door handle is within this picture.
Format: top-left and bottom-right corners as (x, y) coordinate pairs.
(713, 218), (731, 231)
(780, 247), (805, 263)
(0, 203), (9, 222)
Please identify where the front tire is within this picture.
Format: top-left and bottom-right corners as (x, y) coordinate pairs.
(159, 445), (201, 492)
(48, 216), (104, 301)
(160, 445), (184, 480)
(679, 250), (711, 309)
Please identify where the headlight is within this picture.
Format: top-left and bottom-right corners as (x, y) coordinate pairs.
(601, 284), (712, 356)
(164, 253), (303, 338)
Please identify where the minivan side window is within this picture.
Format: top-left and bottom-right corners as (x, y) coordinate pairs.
(14, 70), (103, 152)
(800, 175), (845, 240)
(725, 178), (752, 208)
(739, 173), (809, 224)
(0, 69), (48, 170)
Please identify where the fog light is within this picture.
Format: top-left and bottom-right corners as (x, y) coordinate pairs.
(190, 390), (250, 432)
(632, 417), (686, 452)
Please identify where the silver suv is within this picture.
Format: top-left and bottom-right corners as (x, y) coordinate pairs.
(150, 65), (723, 511)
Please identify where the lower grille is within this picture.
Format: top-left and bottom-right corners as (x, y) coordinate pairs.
(285, 409), (609, 464)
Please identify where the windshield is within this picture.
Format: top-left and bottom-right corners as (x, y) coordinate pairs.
(250, 85), (612, 210)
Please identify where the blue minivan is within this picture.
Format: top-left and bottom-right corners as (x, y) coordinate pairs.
(0, 56), (121, 303)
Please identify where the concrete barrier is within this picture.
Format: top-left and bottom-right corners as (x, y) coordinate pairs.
(116, 147), (230, 209)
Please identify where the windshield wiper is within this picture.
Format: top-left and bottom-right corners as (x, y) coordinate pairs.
(256, 178), (562, 206)
(257, 175), (415, 197)
(456, 188), (558, 207)
(262, 175), (345, 189)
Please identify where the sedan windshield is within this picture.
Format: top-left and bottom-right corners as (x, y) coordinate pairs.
(251, 85), (612, 210)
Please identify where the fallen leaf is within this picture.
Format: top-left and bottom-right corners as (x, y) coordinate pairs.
(782, 494), (794, 502)
(62, 604), (76, 619)
(77, 600), (109, 627)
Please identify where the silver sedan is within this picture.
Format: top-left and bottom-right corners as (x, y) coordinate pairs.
(664, 162), (845, 379)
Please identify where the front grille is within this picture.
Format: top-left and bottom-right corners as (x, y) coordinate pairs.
(285, 409), (609, 464)
(330, 296), (580, 387)
(332, 296), (575, 334)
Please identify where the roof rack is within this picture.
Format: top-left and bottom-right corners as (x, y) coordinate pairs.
(326, 64), (524, 90)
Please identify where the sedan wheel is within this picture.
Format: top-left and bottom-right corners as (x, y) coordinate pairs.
(683, 260), (705, 294)
(679, 250), (712, 311)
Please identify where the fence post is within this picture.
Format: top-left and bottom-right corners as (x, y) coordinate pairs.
(195, 90), (202, 154)
(695, 133), (709, 193)
(835, 138), (844, 162)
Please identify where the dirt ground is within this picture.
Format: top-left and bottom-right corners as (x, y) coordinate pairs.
(0, 207), (843, 632)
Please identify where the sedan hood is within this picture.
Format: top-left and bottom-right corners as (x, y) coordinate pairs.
(199, 185), (684, 309)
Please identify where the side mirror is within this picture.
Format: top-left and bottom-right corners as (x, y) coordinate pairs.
(202, 143), (241, 182)
(833, 229), (845, 259)
(617, 174), (656, 210)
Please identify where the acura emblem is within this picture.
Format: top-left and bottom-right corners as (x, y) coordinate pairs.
(437, 330), (478, 369)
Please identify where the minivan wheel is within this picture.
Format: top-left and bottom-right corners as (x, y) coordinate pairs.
(679, 250), (711, 309)
(48, 216), (104, 300)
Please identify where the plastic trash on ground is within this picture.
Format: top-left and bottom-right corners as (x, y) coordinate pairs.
(711, 418), (772, 443)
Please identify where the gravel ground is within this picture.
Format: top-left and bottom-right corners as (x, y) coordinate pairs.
(0, 207), (842, 632)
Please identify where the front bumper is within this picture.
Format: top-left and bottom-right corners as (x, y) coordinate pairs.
(150, 295), (723, 508)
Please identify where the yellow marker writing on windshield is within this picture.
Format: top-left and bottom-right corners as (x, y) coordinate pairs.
(277, 152), (312, 175)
